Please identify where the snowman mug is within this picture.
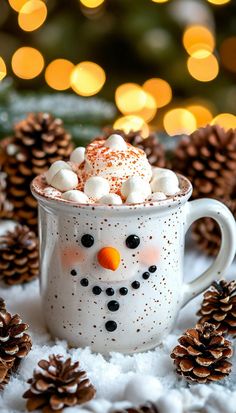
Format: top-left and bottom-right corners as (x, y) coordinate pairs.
(32, 175), (236, 354)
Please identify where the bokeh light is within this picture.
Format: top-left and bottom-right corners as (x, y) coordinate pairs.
(220, 37), (236, 73)
(187, 54), (219, 82)
(163, 108), (196, 136)
(143, 78), (172, 108)
(0, 57), (7, 81)
(70, 61), (106, 96)
(151, 0), (169, 3)
(115, 83), (147, 114)
(8, 0), (28, 12)
(113, 115), (149, 138)
(207, 0), (230, 4)
(183, 26), (215, 57)
(45, 59), (75, 91)
(18, 0), (47, 32)
(80, 0), (105, 8)
(211, 113), (236, 129)
(11, 47), (44, 79)
(187, 105), (213, 127)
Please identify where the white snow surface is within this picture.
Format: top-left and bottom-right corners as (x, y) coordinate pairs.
(0, 221), (236, 413)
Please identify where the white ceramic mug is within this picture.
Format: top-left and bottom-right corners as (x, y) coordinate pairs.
(32, 175), (236, 354)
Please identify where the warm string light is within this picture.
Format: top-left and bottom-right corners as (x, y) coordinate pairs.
(115, 83), (147, 114)
(163, 108), (196, 136)
(207, 0), (230, 4)
(11, 47), (44, 79)
(0, 57), (7, 81)
(70, 61), (106, 96)
(186, 105), (213, 127)
(151, 0), (169, 3)
(80, 0), (105, 8)
(187, 54), (219, 82)
(211, 113), (236, 129)
(18, 0), (47, 32)
(143, 78), (172, 108)
(183, 25), (215, 57)
(45, 59), (75, 91)
(113, 115), (149, 138)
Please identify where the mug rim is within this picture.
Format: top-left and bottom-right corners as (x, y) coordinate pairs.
(31, 173), (193, 213)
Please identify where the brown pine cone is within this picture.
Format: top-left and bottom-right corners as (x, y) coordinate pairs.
(23, 354), (96, 413)
(0, 297), (6, 312)
(171, 323), (232, 383)
(197, 280), (236, 335)
(0, 171), (14, 220)
(0, 225), (39, 285)
(0, 308), (32, 372)
(113, 402), (158, 413)
(100, 128), (166, 167)
(192, 193), (236, 257)
(0, 113), (73, 231)
(0, 360), (10, 391)
(171, 125), (236, 199)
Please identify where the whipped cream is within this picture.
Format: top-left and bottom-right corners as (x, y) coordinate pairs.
(83, 137), (152, 193)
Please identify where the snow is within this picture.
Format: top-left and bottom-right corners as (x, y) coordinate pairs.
(0, 221), (236, 413)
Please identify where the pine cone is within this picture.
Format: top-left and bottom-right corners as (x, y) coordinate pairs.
(0, 360), (10, 391)
(23, 354), (96, 413)
(0, 225), (39, 285)
(0, 171), (14, 220)
(0, 297), (6, 312)
(197, 280), (236, 336)
(113, 402), (158, 413)
(192, 194), (236, 257)
(101, 128), (166, 167)
(0, 113), (73, 230)
(0, 307), (32, 372)
(171, 125), (236, 199)
(171, 323), (232, 383)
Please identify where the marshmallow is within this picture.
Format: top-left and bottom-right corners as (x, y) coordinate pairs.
(126, 192), (147, 204)
(84, 176), (110, 199)
(124, 375), (163, 404)
(51, 169), (78, 192)
(121, 177), (151, 199)
(62, 190), (89, 204)
(45, 161), (71, 185)
(152, 167), (179, 183)
(99, 194), (123, 205)
(149, 192), (167, 201)
(70, 147), (85, 165)
(43, 187), (62, 198)
(104, 134), (127, 151)
(151, 176), (180, 196)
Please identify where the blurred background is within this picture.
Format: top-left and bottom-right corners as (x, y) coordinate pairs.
(0, 0), (235, 139)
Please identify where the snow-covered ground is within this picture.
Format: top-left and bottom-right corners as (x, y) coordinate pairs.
(0, 221), (236, 413)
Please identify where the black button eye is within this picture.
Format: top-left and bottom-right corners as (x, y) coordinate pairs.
(126, 235), (140, 249)
(81, 234), (94, 248)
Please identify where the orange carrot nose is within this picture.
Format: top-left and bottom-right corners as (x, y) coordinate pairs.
(97, 247), (121, 271)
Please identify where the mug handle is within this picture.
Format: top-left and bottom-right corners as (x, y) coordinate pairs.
(182, 198), (236, 307)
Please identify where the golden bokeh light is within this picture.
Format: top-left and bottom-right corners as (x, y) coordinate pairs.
(143, 78), (172, 108)
(8, 0), (28, 12)
(187, 54), (219, 82)
(151, 0), (169, 3)
(45, 59), (75, 91)
(70, 61), (106, 96)
(183, 26), (215, 56)
(211, 113), (236, 129)
(115, 83), (147, 114)
(11, 47), (44, 79)
(163, 108), (196, 136)
(220, 37), (236, 73)
(187, 105), (213, 127)
(80, 0), (105, 8)
(207, 0), (230, 4)
(18, 0), (47, 32)
(0, 57), (7, 81)
(114, 115), (149, 138)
